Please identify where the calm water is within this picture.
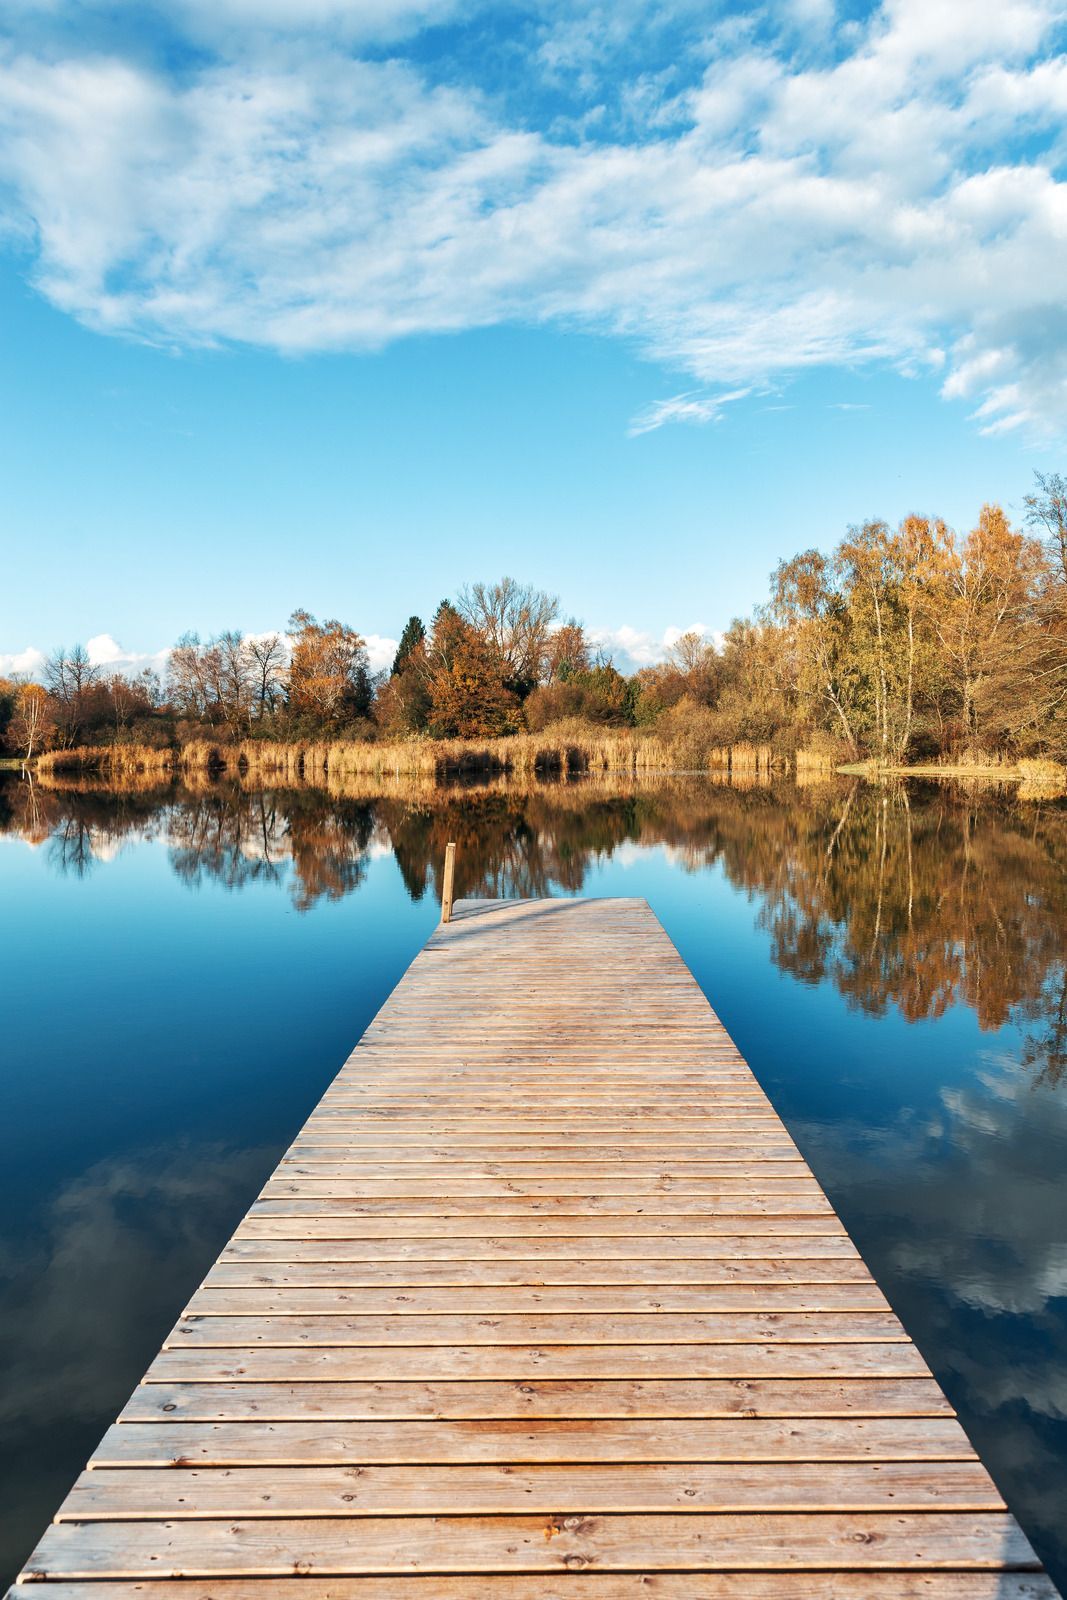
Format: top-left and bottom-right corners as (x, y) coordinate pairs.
(2, 770), (1067, 1587)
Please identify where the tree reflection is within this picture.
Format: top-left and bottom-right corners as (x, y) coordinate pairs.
(3, 770), (1065, 1080)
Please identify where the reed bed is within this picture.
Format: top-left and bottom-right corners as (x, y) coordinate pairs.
(34, 727), (789, 782)
(45, 730), (1062, 790)
(1016, 757), (1067, 801)
(1017, 757), (1067, 783)
(35, 744), (175, 778)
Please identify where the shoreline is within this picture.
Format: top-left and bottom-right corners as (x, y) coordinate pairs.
(838, 761), (1019, 779)
(8, 735), (1065, 798)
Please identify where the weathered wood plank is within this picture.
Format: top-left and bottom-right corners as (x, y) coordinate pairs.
(260, 1165), (819, 1186)
(14, 1577), (1060, 1599)
(183, 1285), (892, 1316)
(284, 1143), (805, 1157)
(220, 1234), (863, 1260)
(235, 1216), (849, 1237)
(204, 1257), (877, 1286)
(120, 1376), (955, 1422)
(62, 1461), (1004, 1518)
(247, 1197), (837, 1215)
(21, 1512), (1041, 1578)
(166, 1311), (908, 1346)
(145, 1340), (936, 1383)
(91, 1416), (976, 1466)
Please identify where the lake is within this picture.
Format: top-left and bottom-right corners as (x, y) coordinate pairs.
(2, 769), (1066, 1589)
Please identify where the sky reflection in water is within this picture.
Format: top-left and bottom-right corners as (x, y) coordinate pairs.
(1, 770), (1066, 1588)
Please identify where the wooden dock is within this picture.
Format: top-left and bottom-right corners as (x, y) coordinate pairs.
(10, 896), (1056, 1598)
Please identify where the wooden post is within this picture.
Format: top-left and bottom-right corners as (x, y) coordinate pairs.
(441, 841), (456, 923)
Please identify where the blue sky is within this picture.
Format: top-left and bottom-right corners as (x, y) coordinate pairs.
(1, 0), (1065, 674)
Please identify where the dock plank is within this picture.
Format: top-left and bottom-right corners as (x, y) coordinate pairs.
(21, 1512), (1040, 1578)
(89, 1416), (977, 1466)
(120, 1376), (955, 1422)
(15, 1580), (1061, 1600)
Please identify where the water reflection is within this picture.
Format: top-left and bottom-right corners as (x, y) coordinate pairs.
(5, 770), (1065, 1051)
(0, 1140), (274, 1584)
(2, 769), (1066, 1587)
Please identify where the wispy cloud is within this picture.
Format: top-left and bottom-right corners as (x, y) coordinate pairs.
(628, 388), (752, 436)
(0, 1), (1064, 434)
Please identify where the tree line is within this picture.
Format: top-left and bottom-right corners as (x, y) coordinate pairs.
(2, 473), (1065, 765)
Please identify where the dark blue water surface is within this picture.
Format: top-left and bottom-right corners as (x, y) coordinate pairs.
(1, 772), (1066, 1588)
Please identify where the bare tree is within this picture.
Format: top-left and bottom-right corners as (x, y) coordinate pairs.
(213, 631), (256, 735)
(167, 633), (212, 719)
(167, 631), (257, 732)
(247, 633), (289, 719)
(457, 577), (559, 690)
(106, 673), (137, 736)
(44, 643), (100, 746)
(1024, 470), (1067, 585)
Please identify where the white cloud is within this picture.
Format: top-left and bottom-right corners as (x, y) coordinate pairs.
(589, 621), (724, 670)
(0, 645), (47, 678)
(364, 633), (398, 673)
(0, 1), (1064, 432)
(0, 629), (398, 681)
(84, 633), (169, 675)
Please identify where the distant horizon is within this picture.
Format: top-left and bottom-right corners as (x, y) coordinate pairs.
(0, 475), (1050, 683)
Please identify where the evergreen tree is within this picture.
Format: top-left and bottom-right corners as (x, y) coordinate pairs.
(391, 616), (426, 677)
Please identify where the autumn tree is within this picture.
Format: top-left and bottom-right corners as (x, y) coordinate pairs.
(709, 618), (795, 745)
(770, 550), (860, 753)
(10, 682), (55, 759)
(214, 631), (257, 735)
(101, 670), (159, 737)
(1023, 471), (1067, 756)
(287, 610), (372, 728)
(0, 677), (16, 753)
(425, 607), (520, 737)
(544, 621), (591, 684)
(928, 506), (1045, 753)
(376, 640), (432, 735)
(667, 630), (721, 704)
(457, 577), (559, 696)
(834, 521), (918, 761)
(526, 658), (632, 729)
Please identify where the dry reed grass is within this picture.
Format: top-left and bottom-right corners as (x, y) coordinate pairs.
(1017, 757), (1067, 783)
(1016, 757), (1067, 801)
(35, 744), (175, 777)
(33, 728), (793, 783)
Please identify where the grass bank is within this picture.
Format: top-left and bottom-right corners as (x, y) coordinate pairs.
(838, 754), (1067, 799)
